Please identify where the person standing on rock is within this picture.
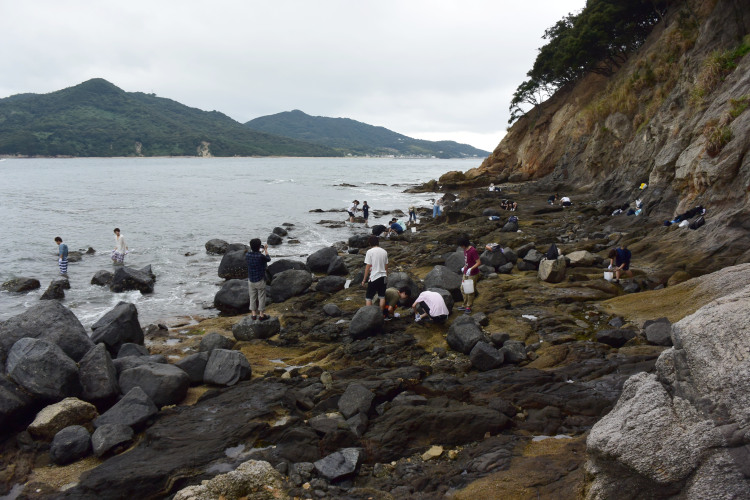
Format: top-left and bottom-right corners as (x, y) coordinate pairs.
(408, 205), (417, 224)
(362, 201), (370, 227)
(362, 235), (388, 312)
(614, 243), (633, 283)
(412, 290), (449, 324)
(246, 238), (271, 321)
(54, 236), (68, 276)
(432, 197), (443, 218)
(112, 228), (128, 265)
(348, 200), (360, 224)
(457, 236), (480, 314)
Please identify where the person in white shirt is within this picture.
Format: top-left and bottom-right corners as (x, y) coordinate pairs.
(412, 290), (449, 324)
(347, 200), (360, 223)
(560, 196), (572, 207)
(112, 227), (128, 265)
(361, 235), (388, 311)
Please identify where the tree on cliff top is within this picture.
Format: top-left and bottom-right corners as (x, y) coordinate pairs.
(509, 0), (669, 124)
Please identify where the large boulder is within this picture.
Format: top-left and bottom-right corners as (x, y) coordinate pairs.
(93, 386), (158, 429)
(174, 352), (209, 385)
(538, 256), (567, 283)
(117, 343), (149, 358)
(470, 341), (505, 371)
(424, 265), (463, 302)
(338, 383), (375, 418)
(203, 349), (252, 386)
(502, 247), (518, 264)
(118, 363), (190, 408)
(40, 278), (68, 300)
(306, 246), (338, 273)
(501, 220), (518, 232)
(232, 316), (281, 341)
(446, 317), (484, 354)
(314, 448), (363, 482)
(28, 397), (99, 441)
(499, 340), (528, 364)
(214, 279), (250, 315)
(227, 243), (249, 253)
(596, 329), (637, 348)
(349, 306), (384, 340)
(91, 270), (113, 286)
(519, 249), (543, 271)
(198, 332), (235, 352)
(267, 233), (283, 246)
(112, 355), (167, 375)
(567, 250), (597, 267)
(49, 425), (91, 465)
(6, 338), (80, 400)
(110, 266), (155, 294)
(270, 270), (312, 303)
(315, 275), (347, 293)
(348, 234), (370, 249)
(326, 256), (348, 276)
(386, 272), (419, 297)
(0, 301), (93, 364)
(205, 238), (229, 255)
(480, 249), (507, 269)
(0, 375), (34, 430)
(91, 423), (134, 457)
(218, 249), (248, 280)
(1, 277), (41, 293)
(273, 226), (288, 237)
(78, 344), (120, 402)
(643, 317), (673, 346)
(444, 250), (465, 274)
(172, 459), (288, 500)
(90, 302), (144, 356)
(267, 259), (308, 280)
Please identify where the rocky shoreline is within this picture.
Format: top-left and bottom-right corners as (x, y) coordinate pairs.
(1, 183), (748, 499)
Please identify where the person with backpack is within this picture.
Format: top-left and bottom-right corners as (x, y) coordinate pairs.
(614, 243), (633, 283)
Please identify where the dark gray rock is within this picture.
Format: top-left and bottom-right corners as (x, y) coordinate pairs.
(316, 276), (347, 293)
(371, 224), (387, 236)
(346, 413), (369, 437)
(91, 302), (144, 356)
(516, 260), (537, 272)
(644, 317), (672, 346)
(0, 301), (93, 364)
(267, 233), (283, 246)
(623, 281), (641, 293)
(348, 234), (370, 249)
(446, 317), (484, 354)
(608, 316), (625, 328)
(323, 303), (342, 317)
(203, 349), (252, 386)
(7, 338), (80, 400)
(502, 247), (518, 264)
(198, 332), (235, 352)
(326, 256), (348, 276)
(117, 343), (149, 358)
(596, 329), (637, 348)
(349, 306), (384, 340)
(272, 227), (288, 237)
(314, 448), (363, 482)
(91, 270), (113, 286)
(79, 344), (120, 402)
(112, 355), (168, 375)
(386, 272), (419, 297)
(270, 270), (312, 303)
(267, 259), (309, 280)
(213, 279), (250, 315)
(501, 221), (518, 232)
(338, 383), (375, 418)
(523, 249), (543, 265)
(499, 340), (527, 364)
(174, 352), (209, 385)
(40, 278), (68, 300)
(218, 249), (248, 280)
(1, 277), (41, 293)
(424, 265), (463, 302)
(483, 208), (501, 217)
(93, 386), (158, 429)
(515, 243), (535, 258)
(0, 374), (34, 429)
(444, 250), (465, 274)
(309, 413), (346, 435)
(110, 266), (155, 294)
(205, 239), (229, 255)
(50, 425), (90, 465)
(490, 332), (510, 347)
(233, 316), (281, 341)
(118, 363), (190, 408)
(497, 262), (515, 274)
(226, 243), (249, 253)
(91, 423), (134, 457)
(307, 247), (338, 273)
(480, 249), (507, 269)
(470, 341), (505, 371)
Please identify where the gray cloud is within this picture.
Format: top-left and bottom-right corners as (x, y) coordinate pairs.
(1, 0), (585, 151)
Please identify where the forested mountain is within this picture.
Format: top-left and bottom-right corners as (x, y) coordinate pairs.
(0, 79), (339, 157)
(245, 109), (489, 158)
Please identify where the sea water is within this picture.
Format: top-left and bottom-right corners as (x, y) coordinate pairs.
(0, 157), (476, 327)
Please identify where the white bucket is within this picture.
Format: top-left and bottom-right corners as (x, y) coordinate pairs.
(411, 227), (416, 233)
(603, 271), (614, 282)
(461, 278), (475, 294)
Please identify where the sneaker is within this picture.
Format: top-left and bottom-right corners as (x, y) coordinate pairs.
(456, 306), (467, 311)
(384, 316), (392, 322)
(463, 308), (472, 315)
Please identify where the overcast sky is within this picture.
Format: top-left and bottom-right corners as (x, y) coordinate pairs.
(2, 0), (586, 152)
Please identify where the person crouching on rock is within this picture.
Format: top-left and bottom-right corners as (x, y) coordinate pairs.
(412, 290), (449, 324)
(362, 235), (388, 312)
(245, 238), (271, 321)
(387, 218), (406, 238)
(383, 286), (413, 320)
(614, 243), (633, 284)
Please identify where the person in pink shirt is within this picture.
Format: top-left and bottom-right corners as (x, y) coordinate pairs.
(457, 236), (480, 314)
(412, 290), (449, 324)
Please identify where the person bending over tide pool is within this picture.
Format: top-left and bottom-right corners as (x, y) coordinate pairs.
(412, 290), (449, 324)
(362, 236), (388, 312)
(245, 238), (271, 321)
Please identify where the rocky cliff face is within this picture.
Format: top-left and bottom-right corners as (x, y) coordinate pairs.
(449, 0), (750, 264)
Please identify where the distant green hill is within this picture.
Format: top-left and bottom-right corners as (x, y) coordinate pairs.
(245, 109), (489, 158)
(0, 79), (340, 157)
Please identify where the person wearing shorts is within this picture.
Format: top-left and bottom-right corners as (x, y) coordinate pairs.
(412, 290), (449, 324)
(614, 244), (633, 283)
(362, 201), (370, 227)
(362, 235), (388, 312)
(348, 200), (360, 223)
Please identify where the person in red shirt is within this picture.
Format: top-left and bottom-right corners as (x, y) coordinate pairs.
(457, 236), (479, 314)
